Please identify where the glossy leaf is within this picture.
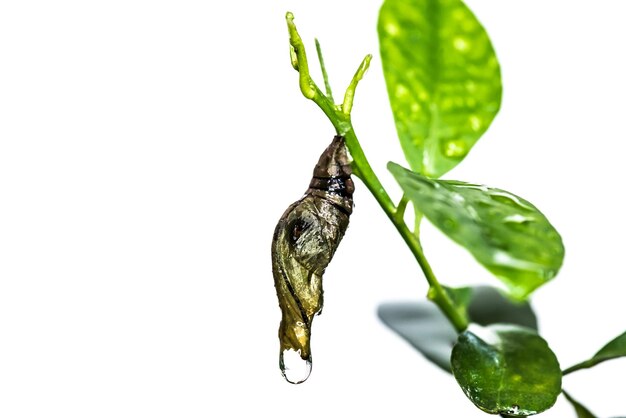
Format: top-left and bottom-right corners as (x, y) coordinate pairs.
(378, 286), (538, 373)
(562, 391), (598, 418)
(563, 331), (626, 374)
(378, 0), (502, 178)
(451, 324), (561, 416)
(389, 163), (565, 299)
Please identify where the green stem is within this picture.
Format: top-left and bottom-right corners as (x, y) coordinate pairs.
(394, 195), (409, 224)
(315, 39), (334, 102)
(413, 210), (424, 236)
(348, 130), (466, 333)
(562, 359), (604, 376)
(342, 56), (370, 116)
(285, 12), (468, 333)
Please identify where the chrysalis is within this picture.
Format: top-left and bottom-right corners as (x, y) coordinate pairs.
(272, 135), (354, 384)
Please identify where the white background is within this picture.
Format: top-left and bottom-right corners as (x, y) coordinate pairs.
(1, 1), (625, 417)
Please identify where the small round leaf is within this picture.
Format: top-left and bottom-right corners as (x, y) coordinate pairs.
(451, 324), (561, 416)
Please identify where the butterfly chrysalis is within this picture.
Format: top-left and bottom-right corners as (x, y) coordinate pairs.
(271, 135), (353, 384)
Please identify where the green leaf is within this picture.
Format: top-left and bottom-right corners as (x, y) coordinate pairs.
(593, 331), (626, 362)
(563, 331), (626, 374)
(451, 324), (561, 416)
(562, 391), (598, 418)
(378, 0), (502, 178)
(388, 163), (564, 299)
(378, 286), (538, 373)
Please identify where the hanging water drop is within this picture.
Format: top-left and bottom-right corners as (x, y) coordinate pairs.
(280, 349), (312, 384)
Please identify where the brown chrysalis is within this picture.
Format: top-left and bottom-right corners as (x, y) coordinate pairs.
(271, 135), (354, 384)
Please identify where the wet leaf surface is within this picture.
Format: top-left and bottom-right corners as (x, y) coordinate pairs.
(378, 0), (502, 178)
(451, 324), (561, 416)
(389, 163), (565, 299)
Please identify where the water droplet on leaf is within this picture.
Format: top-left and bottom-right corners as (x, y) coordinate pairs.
(280, 349), (312, 384)
(469, 115), (482, 131)
(384, 21), (400, 36)
(443, 139), (468, 158)
(465, 80), (477, 92)
(453, 36), (470, 52)
(507, 405), (520, 415)
(503, 214), (534, 224)
(394, 83), (409, 99)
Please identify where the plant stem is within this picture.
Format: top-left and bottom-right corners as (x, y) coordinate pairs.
(347, 131), (467, 333)
(315, 39), (334, 102)
(394, 195), (409, 224)
(285, 12), (468, 333)
(562, 359), (603, 376)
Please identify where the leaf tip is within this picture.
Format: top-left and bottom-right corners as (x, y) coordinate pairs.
(386, 161), (401, 172)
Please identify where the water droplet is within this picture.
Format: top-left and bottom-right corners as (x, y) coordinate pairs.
(489, 192), (533, 210)
(465, 80), (477, 92)
(507, 405), (520, 415)
(384, 22), (400, 36)
(453, 36), (470, 52)
(503, 214), (534, 224)
(394, 83), (409, 99)
(280, 349), (312, 384)
(443, 139), (468, 158)
(469, 115), (482, 131)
